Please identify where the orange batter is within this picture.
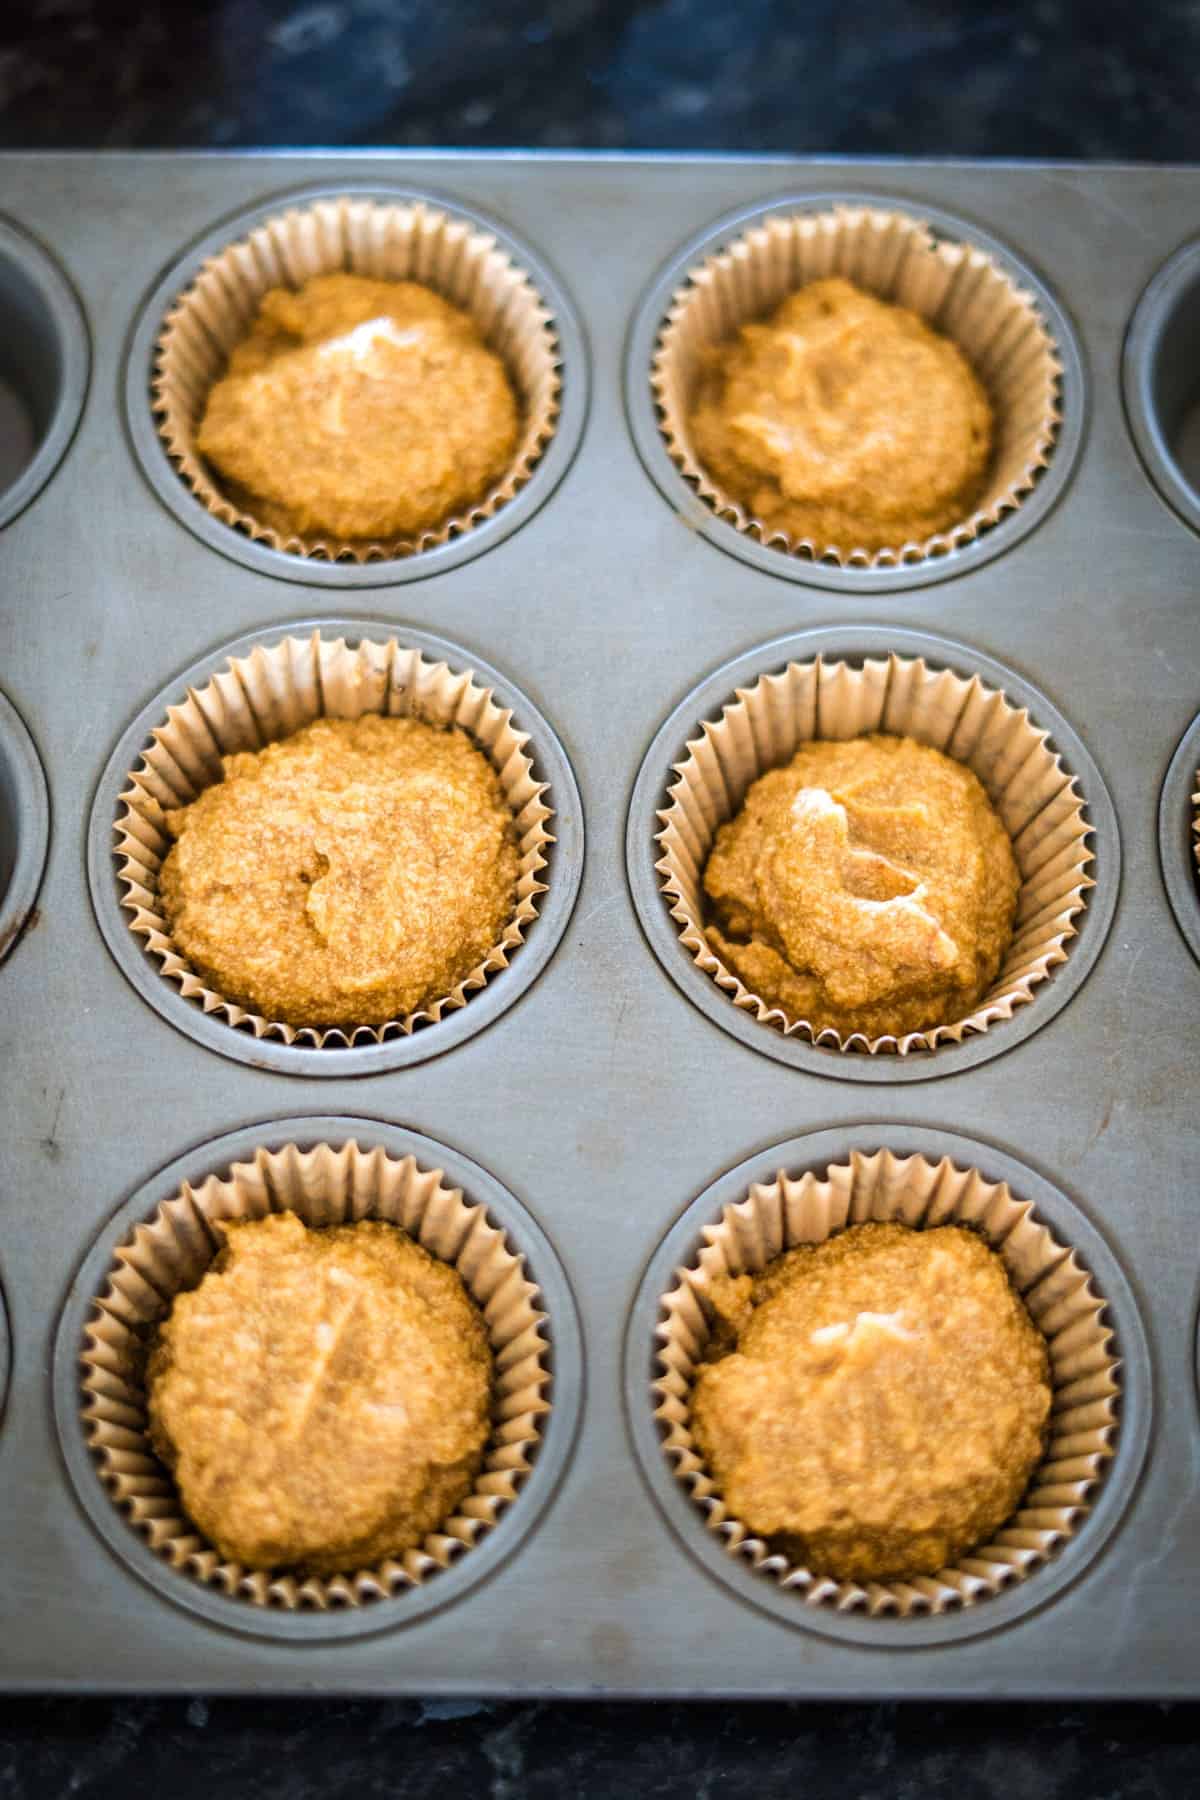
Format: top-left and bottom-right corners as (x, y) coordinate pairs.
(689, 276), (993, 552)
(148, 1213), (493, 1575)
(160, 714), (518, 1029)
(196, 272), (519, 541)
(703, 733), (1019, 1040)
(691, 1223), (1051, 1584)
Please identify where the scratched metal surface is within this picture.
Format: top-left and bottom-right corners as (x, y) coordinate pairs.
(0, 153), (1197, 1696)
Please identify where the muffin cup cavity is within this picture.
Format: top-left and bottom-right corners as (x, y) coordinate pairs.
(0, 1278), (9, 1431)
(654, 1147), (1120, 1620)
(1155, 707), (1200, 965)
(1122, 236), (1200, 538)
(655, 649), (1093, 1057)
(0, 216), (89, 530)
(0, 687), (50, 965)
(652, 204), (1062, 571)
(78, 1137), (552, 1613)
(153, 194), (561, 563)
(113, 629), (554, 1049)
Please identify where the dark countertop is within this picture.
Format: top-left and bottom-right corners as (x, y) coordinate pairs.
(2, 0), (1199, 161)
(2, 1), (1199, 1793)
(4, 1695), (1200, 1799)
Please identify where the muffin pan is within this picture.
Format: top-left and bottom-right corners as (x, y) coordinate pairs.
(0, 152), (1197, 1698)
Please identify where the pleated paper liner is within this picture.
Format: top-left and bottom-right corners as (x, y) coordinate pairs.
(153, 195), (561, 562)
(114, 630), (552, 1048)
(656, 650), (1093, 1056)
(79, 1138), (552, 1611)
(653, 205), (1062, 568)
(655, 1147), (1120, 1619)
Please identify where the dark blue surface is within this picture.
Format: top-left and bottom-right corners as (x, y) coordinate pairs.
(2, 0), (1198, 1790)
(1, 0), (1198, 159)
(3, 1696), (1200, 1798)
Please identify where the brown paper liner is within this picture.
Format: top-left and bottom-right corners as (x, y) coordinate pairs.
(154, 195), (561, 561)
(79, 1139), (551, 1610)
(114, 631), (553, 1047)
(655, 1148), (1120, 1617)
(653, 205), (1062, 567)
(656, 650), (1093, 1055)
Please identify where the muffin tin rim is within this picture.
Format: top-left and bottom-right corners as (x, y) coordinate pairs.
(0, 685), (51, 967)
(52, 1114), (586, 1644)
(1156, 706), (1200, 965)
(1121, 234), (1200, 538)
(85, 615), (585, 1076)
(122, 179), (590, 588)
(622, 1121), (1153, 1650)
(0, 1276), (9, 1431)
(623, 187), (1087, 594)
(0, 212), (90, 531)
(625, 623), (1120, 1084)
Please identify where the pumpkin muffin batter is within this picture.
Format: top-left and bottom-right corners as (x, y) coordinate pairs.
(159, 714), (519, 1030)
(147, 1213), (494, 1574)
(703, 733), (1019, 1041)
(691, 1223), (1051, 1584)
(195, 272), (520, 542)
(688, 276), (993, 552)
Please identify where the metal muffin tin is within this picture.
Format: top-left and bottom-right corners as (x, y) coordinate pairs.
(0, 152), (1197, 1699)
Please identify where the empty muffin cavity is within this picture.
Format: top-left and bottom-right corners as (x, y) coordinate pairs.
(153, 195), (561, 562)
(1123, 236), (1200, 538)
(0, 687), (49, 964)
(0, 218), (89, 529)
(653, 205), (1061, 569)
